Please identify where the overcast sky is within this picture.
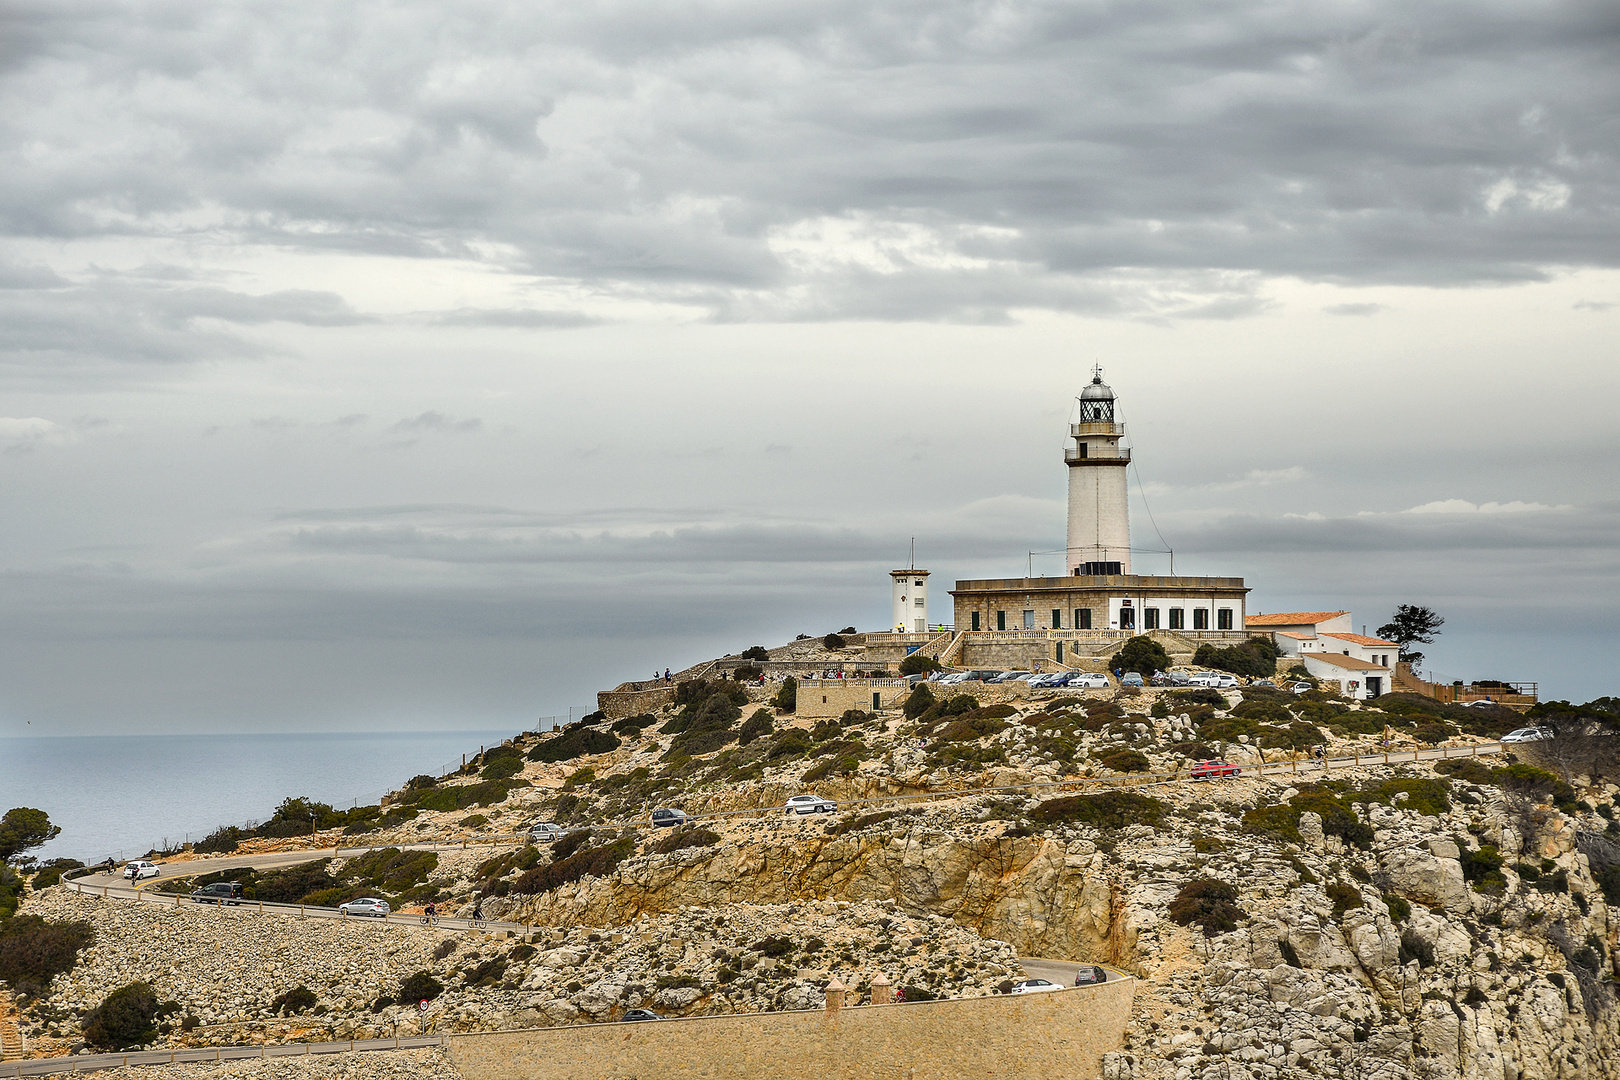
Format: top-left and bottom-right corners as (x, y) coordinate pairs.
(2, 0), (1617, 735)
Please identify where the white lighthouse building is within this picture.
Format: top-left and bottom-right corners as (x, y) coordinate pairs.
(890, 568), (929, 633)
(1065, 367), (1132, 576)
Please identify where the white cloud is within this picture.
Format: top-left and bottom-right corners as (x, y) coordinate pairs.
(0, 417), (77, 451)
(1396, 499), (1570, 515)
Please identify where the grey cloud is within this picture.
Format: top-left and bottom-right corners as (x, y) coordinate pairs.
(2, 1), (1618, 324)
(388, 411), (483, 434)
(431, 307), (599, 328)
(1325, 302), (1386, 316)
(1574, 299), (1614, 311)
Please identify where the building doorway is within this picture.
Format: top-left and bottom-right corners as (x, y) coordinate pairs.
(1023, 610), (1035, 629)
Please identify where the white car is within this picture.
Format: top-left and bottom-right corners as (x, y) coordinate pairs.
(1067, 674), (1109, 689)
(528, 822), (564, 843)
(122, 860), (160, 880)
(338, 897), (391, 917)
(1501, 727), (1554, 743)
(1009, 978), (1064, 994)
(785, 794), (838, 815)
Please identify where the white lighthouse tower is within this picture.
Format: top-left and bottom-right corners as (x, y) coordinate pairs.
(1065, 367), (1132, 575)
(890, 567), (929, 633)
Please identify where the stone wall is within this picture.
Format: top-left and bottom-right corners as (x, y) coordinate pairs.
(447, 979), (1133, 1080)
(794, 680), (912, 719)
(596, 683), (677, 720)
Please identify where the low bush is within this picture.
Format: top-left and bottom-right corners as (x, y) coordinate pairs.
(1168, 879), (1246, 936)
(511, 836), (637, 895)
(84, 981), (160, 1049)
(1029, 791), (1167, 830)
(823, 633), (846, 650)
(899, 653), (942, 675)
(270, 986), (319, 1015)
(1326, 883), (1364, 919)
(766, 730), (813, 760)
(193, 826), (242, 855)
(528, 727), (621, 764)
(397, 970), (444, 1004)
(1459, 844), (1505, 893)
(741, 645), (770, 661)
(736, 710), (774, 746)
(752, 935), (794, 957)
(774, 677), (798, 712)
(0, 915), (95, 995)
(1097, 749), (1150, 774)
(903, 683), (936, 719)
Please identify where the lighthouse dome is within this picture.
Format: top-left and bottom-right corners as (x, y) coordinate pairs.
(1077, 368), (1116, 422)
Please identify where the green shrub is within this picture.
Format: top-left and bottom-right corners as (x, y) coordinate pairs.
(1109, 636), (1172, 678)
(480, 756), (523, 780)
(903, 683), (936, 719)
(1383, 894), (1411, 922)
(84, 981), (160, 1049)
(773, 676), (797, 713)
(1326, 883), (1364, 919)
(823, 633), (846, 650)
(270, 986), (319, 1015)
(1097, 749), (1150, 773)
(1168, 879), (1245, 936)
(194, 826), (242, 855)
(511, 836), (636, 895)
(0, 915), (95, 995)
(528, 727), (621, 764)
(611, 713), (656, 735)
(899, 654), (942, 675)
(1029, 791), (1167, 830)
(1459, 844), (1505, 893)
(1192, 638), (1279, 677)
(397, 970), (444, 1004)
(828, 811), (899, 836)
(741, 645), (770, 661)
(736, 710), (775, 746)
(767, 729), (812, 759)
(1412, 723), (1451, 745)
(752, 935), (794, 957)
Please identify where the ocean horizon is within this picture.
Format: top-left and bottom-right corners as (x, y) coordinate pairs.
(0, 728), (539, 864)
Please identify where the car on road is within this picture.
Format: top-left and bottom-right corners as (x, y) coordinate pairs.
(123, 860), (160, 880)
(1010, 978), (1064, 994)
(190, 881), (244, 905)
(650, 808), (688, 828)
(1501, 727), (1555, 743)
(784, 794), (838, 815)
(621, 1009), (660, 1022)
(1251, 679), (1278, 689)
(1119, 672), (1145, 687)
(1190, 759), (1242, 781)
(1289, 682), (1314, 695)
(1463, 699), (1503, 709)
(1072, 965), (1108, 986)
(1067, 674), (1109, 689)
(338, 897), (391, 918)
(528, 822), (564, 843)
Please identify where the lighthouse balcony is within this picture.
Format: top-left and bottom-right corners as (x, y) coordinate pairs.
(1064, 446), (1130, 463)
(1069, 422), (1122, 437)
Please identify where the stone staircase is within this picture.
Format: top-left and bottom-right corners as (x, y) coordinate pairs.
(0, 989), (25, 1062)
(916, 630), (959, 663)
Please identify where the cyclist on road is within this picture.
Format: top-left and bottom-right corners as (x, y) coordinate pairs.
(472, 896), (484, 922)
(424, 901), (437, 921)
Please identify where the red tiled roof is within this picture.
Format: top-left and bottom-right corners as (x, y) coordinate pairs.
(1245, 611), (1348, 627)
(1276, 632), (1316, 640)
(1322, 632), (1400, 647)
(1305, 652), (1386, 671)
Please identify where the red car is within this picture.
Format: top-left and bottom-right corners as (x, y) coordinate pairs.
(1191, 759), (1241, 780)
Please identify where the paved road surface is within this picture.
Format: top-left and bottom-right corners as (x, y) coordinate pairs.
(1019, 957), (1122, 986)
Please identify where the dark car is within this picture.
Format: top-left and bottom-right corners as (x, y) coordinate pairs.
(190, 881), (244, 905)
(621, 1009), (660, 1021)
(650, 808), (688, 828)
(1190, 759), (1241, 781)
(1072, 965), (1108, 986)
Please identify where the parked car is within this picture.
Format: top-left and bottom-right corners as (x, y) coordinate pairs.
(961, 670), (1003, 682)
(528, 822), (564, 843)
(988, 670), (1030, 683)
(650, 808), (689, 828)
(1010, 978), (1064, 994)
(621, 1009), (660, 1022)
(1251, 679), (1278, 689)
(1463, 699), (1504, 709)
(190, 881), (244, 905)
(338, 897), (391, 918)
(1190, 760), (1242, 781)
(1119, 672), (1145, 687)
(1205, 673), (1239, 689)
(122, 860), (160, 880)
(1167, 672), (1192, 686)
(1028, 673), (1065, 688)
(784, 794), (838, 815)
(1149, 673), (1174, 687)
(1501, 727), (1555, 743)
(1289, 682), (1314, 695)
(1072, 965), (1108, 986)
(1068, 673), (1109, 689)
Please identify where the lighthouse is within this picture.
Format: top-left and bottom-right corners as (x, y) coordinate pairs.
(1065, 367), (1131, 575)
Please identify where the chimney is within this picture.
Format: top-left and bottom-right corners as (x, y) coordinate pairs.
(869, 972), (893, 1005)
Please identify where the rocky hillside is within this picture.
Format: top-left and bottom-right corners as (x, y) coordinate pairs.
(14, 673), (1620, 1080)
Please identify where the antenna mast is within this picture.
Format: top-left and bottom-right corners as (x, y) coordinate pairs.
(909, 537), (915, 570)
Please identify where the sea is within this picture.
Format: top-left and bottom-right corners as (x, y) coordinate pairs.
(0, 729), (535, 864)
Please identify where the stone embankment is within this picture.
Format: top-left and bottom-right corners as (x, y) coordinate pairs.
(66, 1048), (451, 1080)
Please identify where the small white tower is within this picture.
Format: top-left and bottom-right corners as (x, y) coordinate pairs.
(1066, 367), (1132, 575)
(890, 568), (929, 633)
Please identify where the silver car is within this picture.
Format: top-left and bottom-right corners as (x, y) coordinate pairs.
(1501, 727), (1554, 743)
(528, 822), (564, 843)
(338, 897), (391, 918)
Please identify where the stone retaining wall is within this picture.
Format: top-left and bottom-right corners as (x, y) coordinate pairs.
(596, 684), (677, 720)
(447, 979), (1133, 1080)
